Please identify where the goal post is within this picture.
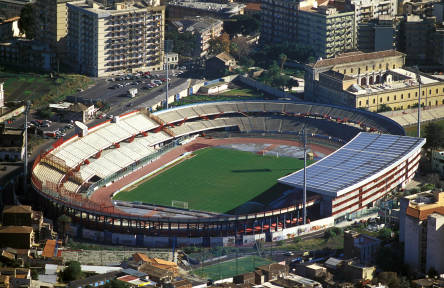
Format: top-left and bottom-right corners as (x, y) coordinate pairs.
(172, 200), (189, 209)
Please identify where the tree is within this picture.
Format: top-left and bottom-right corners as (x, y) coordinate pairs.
(377, 104), (392, 112)
(57, 214), (72, 240)
(165, 29), (198, 57)
(209, 33), (231, 55)
(18, 4), (35, 39)
(378, 227), (393, 242)
(60, 261), (82, 282)
(223, 14), (260, 36)
(279, 53), (287, 72)
(424, 122), (444, 150)
(230, 36), (251, 60)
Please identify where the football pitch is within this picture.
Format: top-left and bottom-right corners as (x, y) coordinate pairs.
(194, 256), (273, 280)
(113, 147), (308, 213)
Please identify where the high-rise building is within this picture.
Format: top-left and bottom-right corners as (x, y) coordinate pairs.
(399, 191), (444, 274)
(261, 0), (355, 59)
(66, 1), (165, 77)
(357, 15), (400, 52)
(34, 0), (69, 54)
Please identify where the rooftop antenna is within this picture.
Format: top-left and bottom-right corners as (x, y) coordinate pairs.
(23, 100), (31, 195)
(415, 66), (422, 138)
(303, 127), (307, 225)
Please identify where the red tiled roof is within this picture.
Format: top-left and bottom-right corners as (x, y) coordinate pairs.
(245, 3), (261, 11)
(312, 50), (405, 68)
(42, 240), (56, 258)
(117, 275), (138, 282)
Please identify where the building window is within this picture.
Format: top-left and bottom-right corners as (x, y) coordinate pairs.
(408, 93), (410, 98)
(344, 69), (346, 74)
(394, 95), (397, 100)
(436, 89), (438, 94)
(366, 66), (368, 71)
(415, 92), (418, 97)
(423, 91), (425, 96)
(372, 64), (375, 70)
(386, 63), (389, 70)
(379, 63), (382, 69)
(373, 98), (376, 104)
(366, 100), (369, 105)
(358, 68), (361, 74)
(401, 94), (403, 99)
(359, 101), (362, 106)
(387, 96), (390, 101)
(351, 68), (353, 73)
(429, 89), (432, 94)
(380, 97), (383, 103)
(393, 64), (396, 69)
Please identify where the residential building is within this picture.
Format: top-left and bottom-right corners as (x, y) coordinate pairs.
(0, 125), (24, 161)
(342, 260), (376, 281)
(0, 39), (55, 71)
(205, 52), (236, 78)
(66, 0), (165, 77)
(261, 0), (355, 59)
(304, 50), (444, 111)
(0, 226), (34, 249)
(343, 230), (381, 265)
(400, 15), (436, 65)
(357, 15), (400, 52)
(68, 271), (120, 288)
(0, 17), (22, 40)
(171, 17), (223, 58)
(400, 0), (439, 16)
(167, 0), (245, 19)
(0, 82), (3, 108)
(399, 191), (444, 273)
(164, 52), (178, 69)
(138, 263), (173, 283)
(0, 268), (31, 288)
(2, 205), (33, 226)
(0, 0), (34, 19)
(432, 151), (444, 177)
(33, 0), (69, 55)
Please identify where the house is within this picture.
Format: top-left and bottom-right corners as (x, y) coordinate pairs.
(0, 226), (34, 249)
(169, 279), (191, 288)
(344, 230), (381, 265)
(138, 263), (174, 283)
(341, 260), (376, 281)
(294, 263), (327, 279)
(132, 255), (178, 276)
(0, 268), (31, 288)
(59, 103), (95, 123)
(256, 263), (288, 282)
(205, 52), (237, 78)
(68, 271), (120, 288)
(0, 126), (24, 161)
(2, 206), (33, 227)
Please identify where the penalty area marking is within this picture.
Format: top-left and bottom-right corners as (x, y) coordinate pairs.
(112, 152), (195, 197)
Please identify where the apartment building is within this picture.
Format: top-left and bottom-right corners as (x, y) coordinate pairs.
(432, 151), (444, 178)
(399, 191), (444, 274)
(261, 0), (355, 59)
(34, 0), (69, 54)
(357, 16), (400, 52)
(171, 17), (223, 58)
(0, 0), (33, 19)
(67, 0), (165, 77)
(304, 50), (444, 111)
(168, 0), (244, 19)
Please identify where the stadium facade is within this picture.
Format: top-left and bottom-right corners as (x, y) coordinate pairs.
(31, 100), (424, 246)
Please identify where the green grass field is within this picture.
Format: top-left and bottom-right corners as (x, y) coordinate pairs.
(113, 148), (308, 213)
(405, 118), (444, 137)
(0, 70), (92, 107)
(194, 256), (273, 280)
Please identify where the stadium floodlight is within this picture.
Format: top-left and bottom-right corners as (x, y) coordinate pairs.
(24, 100), (31, 194)
(414, 66), (422, 138)
(303, 128), (307, 225)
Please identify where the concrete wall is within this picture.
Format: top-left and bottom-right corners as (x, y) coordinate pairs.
(426, 213), (444, 274)
(237, 76), (300, 101)
(271, 217), (334, 241)
(404, 215), (422, 272)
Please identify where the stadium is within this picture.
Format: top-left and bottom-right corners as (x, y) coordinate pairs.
(31, 100), (425, 246)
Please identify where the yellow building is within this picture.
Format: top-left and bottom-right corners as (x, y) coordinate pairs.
(305, 50), (444, 112)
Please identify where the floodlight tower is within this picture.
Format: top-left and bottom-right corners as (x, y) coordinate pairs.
(303, 128), (307, 225)
(23, 101), (31, 194)
(164, 40), (173, 110)
(415, 66), (422, 138)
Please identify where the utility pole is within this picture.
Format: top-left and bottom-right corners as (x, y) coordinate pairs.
(303, 128), (307, 225)
(415, 66), (422, 138)
(23, 101), (31, 195)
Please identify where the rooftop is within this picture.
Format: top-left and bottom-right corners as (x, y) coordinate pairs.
(2, 205), (32, 214)
(405, 191), (444, 220)
(168, 0), (245, 13)
(0, 226), (33, 234)
(312, 50), (405, 68)
(172, 17), (223, 34)
(279, 132), (425, 197)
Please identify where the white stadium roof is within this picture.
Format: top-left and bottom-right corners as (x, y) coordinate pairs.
(278, 132), (425, 197)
